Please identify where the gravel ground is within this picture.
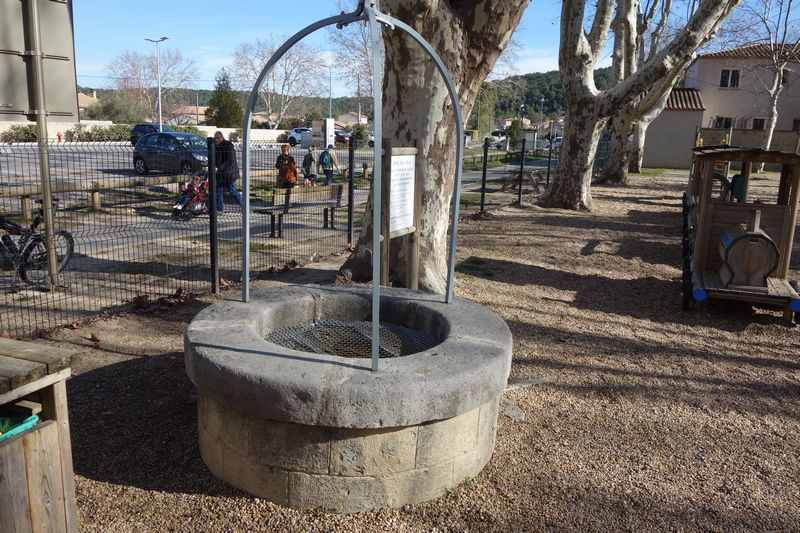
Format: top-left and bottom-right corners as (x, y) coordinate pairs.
(42, 170), (800, 531)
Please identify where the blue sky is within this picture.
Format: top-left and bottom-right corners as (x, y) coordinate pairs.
(73, 1), (565, 94)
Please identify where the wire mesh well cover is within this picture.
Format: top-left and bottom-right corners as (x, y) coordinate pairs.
(266, 319), (437, 359)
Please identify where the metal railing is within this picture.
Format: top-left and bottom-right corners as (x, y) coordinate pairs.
(469, 132), (610, 213)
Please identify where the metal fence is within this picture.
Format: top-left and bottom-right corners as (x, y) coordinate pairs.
(0, 140), (371, 336)
(465, 130), (611, 211)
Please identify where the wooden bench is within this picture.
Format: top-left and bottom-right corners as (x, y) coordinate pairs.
(253, 184), (344, 238)
(0, 338), (78, 533)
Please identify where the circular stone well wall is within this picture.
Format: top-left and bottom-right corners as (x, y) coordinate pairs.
(185, 286), (512, 513)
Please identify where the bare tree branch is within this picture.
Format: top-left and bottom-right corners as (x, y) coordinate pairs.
(230, 37), (325, 128)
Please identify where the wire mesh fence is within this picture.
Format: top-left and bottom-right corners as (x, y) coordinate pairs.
(463, 129), (611, 212)
(0, 138), (372, 336)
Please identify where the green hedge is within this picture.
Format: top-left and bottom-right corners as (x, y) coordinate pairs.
(64, 124), (131, 142)
(0, 124), (39, 143)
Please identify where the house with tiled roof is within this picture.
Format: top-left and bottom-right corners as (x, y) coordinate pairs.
(685, 43), (800, 131)
(644, 44), (799, 168)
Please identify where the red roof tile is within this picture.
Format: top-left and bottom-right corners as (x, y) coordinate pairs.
(699, 43), (800, 60)
(665, 88), (705, 111)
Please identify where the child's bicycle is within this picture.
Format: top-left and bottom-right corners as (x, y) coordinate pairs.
(0, 204), (74, 286)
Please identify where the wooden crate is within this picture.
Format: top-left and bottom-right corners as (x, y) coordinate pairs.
(0, 420), (69, 532)
(0, 339), (77, 533)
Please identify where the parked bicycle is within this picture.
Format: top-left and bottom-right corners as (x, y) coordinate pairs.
(0, 205), (74, 286)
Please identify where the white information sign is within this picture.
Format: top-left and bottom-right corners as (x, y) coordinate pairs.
(390, 154), (416, 234)
(324, 118), (336, 148)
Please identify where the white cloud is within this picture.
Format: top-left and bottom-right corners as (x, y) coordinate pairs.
(504, 48), (559, 76)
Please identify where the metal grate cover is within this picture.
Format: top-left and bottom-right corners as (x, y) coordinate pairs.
(266, 319), (437, 358)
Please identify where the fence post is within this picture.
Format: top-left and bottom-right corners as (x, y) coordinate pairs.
(25, 0), (58, 286)
(480, 138), (489, 213)
(517, 137), (526, 205)
(347, 135), (355, 246)
(546, 120), (554, 187)
(207, 138), (220, 294)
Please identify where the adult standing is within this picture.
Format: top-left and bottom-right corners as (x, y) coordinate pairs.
(213, 131), (243, 213)
(275, 144), (299, 188)
(301, 145), (318, 186)
(317, 144), (339, 186)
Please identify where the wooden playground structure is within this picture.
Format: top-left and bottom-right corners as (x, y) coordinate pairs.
(682, 146), (800, 322)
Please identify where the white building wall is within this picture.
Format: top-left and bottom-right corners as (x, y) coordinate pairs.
(686, 57), (800, 130)
(643, 110), (703, 169)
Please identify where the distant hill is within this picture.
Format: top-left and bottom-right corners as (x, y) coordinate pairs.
(491, 67), (614, 117)
(80, 66), (613, 125)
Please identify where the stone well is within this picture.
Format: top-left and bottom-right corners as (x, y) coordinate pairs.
(184, 285), (512, 513)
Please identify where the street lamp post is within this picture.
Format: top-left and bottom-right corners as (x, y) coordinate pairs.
(145, 36), (168, 131)
(328, 65), (333, 118)
(539, 97), (545, 124)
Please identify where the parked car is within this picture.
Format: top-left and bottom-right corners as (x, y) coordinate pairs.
(485, 129), (507, 149)
(287, 127), (312, 147)
(335, 130), (351, 143)
(133, 132), (208, 175)
(130, 123), (173, 146)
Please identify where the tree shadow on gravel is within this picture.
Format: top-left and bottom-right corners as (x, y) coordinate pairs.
(533, 214), (677, 237)
(68, 351), (241, 496)
(509, 478), (800, 531)
(458, 256), (791, 329)
(506, 319), (800, 420)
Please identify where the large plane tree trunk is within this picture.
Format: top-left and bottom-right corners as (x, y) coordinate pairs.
(628, 119), (650, 173)
(542, 0), (740, 210)
(542, 103), (605, 210)
(338, 0), (528, 293)
(600, 114), (634, 185)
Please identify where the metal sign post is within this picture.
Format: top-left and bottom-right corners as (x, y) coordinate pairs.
(240, 0), (464, 372)
(25, 0), (59, 286)
(207, 138), (220, 294)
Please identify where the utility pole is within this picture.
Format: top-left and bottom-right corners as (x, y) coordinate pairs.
(195, 91), (200, 125)
(357, 72), (361, 125)
(24, 0), (58, 286)
(328, 65), (333, 118)
(145, 36), (168, 131)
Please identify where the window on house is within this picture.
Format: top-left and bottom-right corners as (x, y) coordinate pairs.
(752, 118), (766, 130)
(714, 116), (734, 129)
(794, 118), (800, 132)
(720, 69), (740, 88)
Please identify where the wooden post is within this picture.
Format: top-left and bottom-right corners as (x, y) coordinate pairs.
(39, 381), (78, 532)
(21, 196), (33, 223)
(90, 191), (101, 211)
(694, 159), (716, 273)
(406, 142), (420, 290)
(740, 160), (751, 202)
(380, 139), (391, 285)
(777, 164), (800, 278)
(777, 164), (791, 205)
(22, 422), (67, 532)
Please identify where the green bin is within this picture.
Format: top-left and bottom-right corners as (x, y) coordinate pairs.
(0, 414), (40, 443)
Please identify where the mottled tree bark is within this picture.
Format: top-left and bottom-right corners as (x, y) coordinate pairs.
(339, 0), (528, 293)
(543, 0), (740, 209)
(628, 119), (649, 173)
(601, 114), (634, 185)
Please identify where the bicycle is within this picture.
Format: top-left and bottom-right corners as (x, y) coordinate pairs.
(0, 205), (74, 286)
